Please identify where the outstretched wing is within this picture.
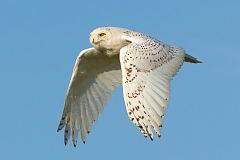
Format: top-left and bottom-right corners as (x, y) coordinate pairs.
(57, 48), (122, 146)
(120, 36), (185, 140)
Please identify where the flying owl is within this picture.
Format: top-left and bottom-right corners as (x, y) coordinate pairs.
(57, 27), (201, 147)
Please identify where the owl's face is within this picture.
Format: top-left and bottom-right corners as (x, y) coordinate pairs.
(89, 27), (131, 54)
(89, 28), (112, 48)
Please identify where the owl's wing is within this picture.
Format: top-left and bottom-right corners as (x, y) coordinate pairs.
(120, 37), (185, 140)
(57, 48), (122, 146)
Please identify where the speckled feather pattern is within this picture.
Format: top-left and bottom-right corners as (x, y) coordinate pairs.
(120, 32), (185, 139)
(57, 27), (200, 147)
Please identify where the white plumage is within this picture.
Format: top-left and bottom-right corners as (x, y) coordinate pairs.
(57, 27), (201, 146)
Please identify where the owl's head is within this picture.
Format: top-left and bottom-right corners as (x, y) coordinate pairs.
(89, 27), (131, 54)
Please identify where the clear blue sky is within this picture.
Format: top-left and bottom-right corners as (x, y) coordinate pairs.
(0, 0), (239, 159)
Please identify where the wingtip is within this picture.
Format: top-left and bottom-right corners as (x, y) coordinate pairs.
(150, 136), (154, 141)
(64, 137), (68, 146)
(57, 122), (65, 132)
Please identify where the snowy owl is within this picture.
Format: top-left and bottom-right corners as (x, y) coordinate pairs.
(57, 27), (201, 147)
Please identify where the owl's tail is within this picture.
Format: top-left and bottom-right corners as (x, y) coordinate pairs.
(184, 54), (202, 63)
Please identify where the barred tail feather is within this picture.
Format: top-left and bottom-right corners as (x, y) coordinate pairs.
(184, 54), (202, 63)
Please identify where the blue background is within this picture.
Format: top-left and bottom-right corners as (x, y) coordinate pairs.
(1, 0), (239, 159)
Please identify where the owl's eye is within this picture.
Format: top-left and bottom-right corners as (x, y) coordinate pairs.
(99, 33), (106, 37)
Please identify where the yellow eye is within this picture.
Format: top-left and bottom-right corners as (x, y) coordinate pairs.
(99, 33), (106, 37)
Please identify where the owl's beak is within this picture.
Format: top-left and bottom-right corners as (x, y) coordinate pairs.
(90, 35), (100, 45)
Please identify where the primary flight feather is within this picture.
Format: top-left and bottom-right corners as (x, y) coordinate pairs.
(57, 27), (201, 146)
